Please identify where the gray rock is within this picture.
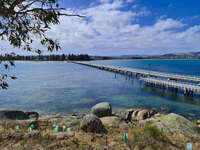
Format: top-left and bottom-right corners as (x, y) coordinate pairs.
(137, 110), (150, 120)
(91, 102), (112, 117)
(25, 111), (39, 120)
(0, 109), (29, 120)
(139, 113), (200, 139)
(114, 110), (133, 122)
(69, 119), (80, 129)
(100, 116), (122, 127)
(132, 109), (156, 121)
(80, 114), (104, 133)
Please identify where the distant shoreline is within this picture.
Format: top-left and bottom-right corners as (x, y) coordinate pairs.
(12, 58), (200, 62)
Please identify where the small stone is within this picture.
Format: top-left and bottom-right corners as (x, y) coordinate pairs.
(196, 120), (200, 125)
(154, 113), (164, 118)
(72, 112), (78, 116)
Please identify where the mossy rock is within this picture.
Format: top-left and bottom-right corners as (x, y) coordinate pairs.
(139, 113), (200, 139)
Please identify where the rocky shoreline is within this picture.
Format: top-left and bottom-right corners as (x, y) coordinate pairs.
(0, 102), (200, 150)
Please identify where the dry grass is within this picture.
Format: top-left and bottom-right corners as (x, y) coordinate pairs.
(0, 120), (200, 150)
(128, 122), (174, 150)
(0, 120), (129, 150)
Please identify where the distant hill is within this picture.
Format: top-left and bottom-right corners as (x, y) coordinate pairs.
(153, 52), (200, 59)
(111, 52), (200, 59)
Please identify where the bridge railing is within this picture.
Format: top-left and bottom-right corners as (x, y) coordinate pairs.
(113, 66), (200, 80)
(140, 78), (200, 94)
(74, 61), (200, 82)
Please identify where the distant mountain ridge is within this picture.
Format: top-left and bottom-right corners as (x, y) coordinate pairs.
(113, 51), (200, 59)
(155, 51), (200, 59)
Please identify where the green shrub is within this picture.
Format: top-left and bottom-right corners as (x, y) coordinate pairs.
(128, 122), (171, 150)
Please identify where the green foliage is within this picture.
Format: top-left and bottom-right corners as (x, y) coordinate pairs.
(0, 0), (84, 52)
(128, 122), (171, 150)
(68, 54), (92, 61)
(0, 54), (92, 61)
(0, 0), (84, 89)
(0, 53), (17, 89)
(0, 0), (63, 52)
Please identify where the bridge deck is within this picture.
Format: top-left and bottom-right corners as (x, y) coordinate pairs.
(73, 61), (200, 83)
(139, 77), (200, 94)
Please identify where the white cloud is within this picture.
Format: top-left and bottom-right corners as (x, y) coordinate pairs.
(127, 0), (134, 3)
(1, 0), (200, 55)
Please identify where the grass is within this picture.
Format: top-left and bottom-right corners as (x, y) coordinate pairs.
(0, 119), (199, 150)
(128, 122), (172, 150)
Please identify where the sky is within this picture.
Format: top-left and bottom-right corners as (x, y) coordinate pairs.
(1, 0), (200, 56)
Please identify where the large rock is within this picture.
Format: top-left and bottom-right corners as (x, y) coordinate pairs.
(100, 116), (121, 127)
(80, 114), (104, 133)
(91, 102), (112, 117)
(114, 109), (133, 122)
(137, 110), (150, 120)
(139, 113), (200, 139)
(0, 109), (29, 120)
(132, 109), (156, 121)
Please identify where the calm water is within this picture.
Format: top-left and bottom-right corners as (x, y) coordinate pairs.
(0, 60), (200, 120)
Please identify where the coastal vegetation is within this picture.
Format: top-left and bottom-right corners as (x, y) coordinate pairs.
(128, 122), (172, 149)
(0, 54), (92, 61)
(0, 102), (200, 150)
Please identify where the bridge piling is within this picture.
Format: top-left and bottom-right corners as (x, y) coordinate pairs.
(72, 61), (200, 97)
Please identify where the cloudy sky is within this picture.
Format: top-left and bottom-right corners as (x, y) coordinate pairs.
(2, 0), (200, 56)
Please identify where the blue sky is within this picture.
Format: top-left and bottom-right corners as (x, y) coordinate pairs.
(2, 0), (200, 56)
(61, 0), (200, 26)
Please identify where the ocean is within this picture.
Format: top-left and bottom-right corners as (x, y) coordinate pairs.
(0, 59), (200, 120)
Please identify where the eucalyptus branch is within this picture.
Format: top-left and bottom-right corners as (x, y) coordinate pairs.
(0, 0), (85, 89)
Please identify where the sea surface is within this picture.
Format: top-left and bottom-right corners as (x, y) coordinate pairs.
(0, 59), (200, 120)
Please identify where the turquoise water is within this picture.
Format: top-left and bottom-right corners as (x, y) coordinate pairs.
(91, 59), (200, 76)
(0, 60), (200, 120)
